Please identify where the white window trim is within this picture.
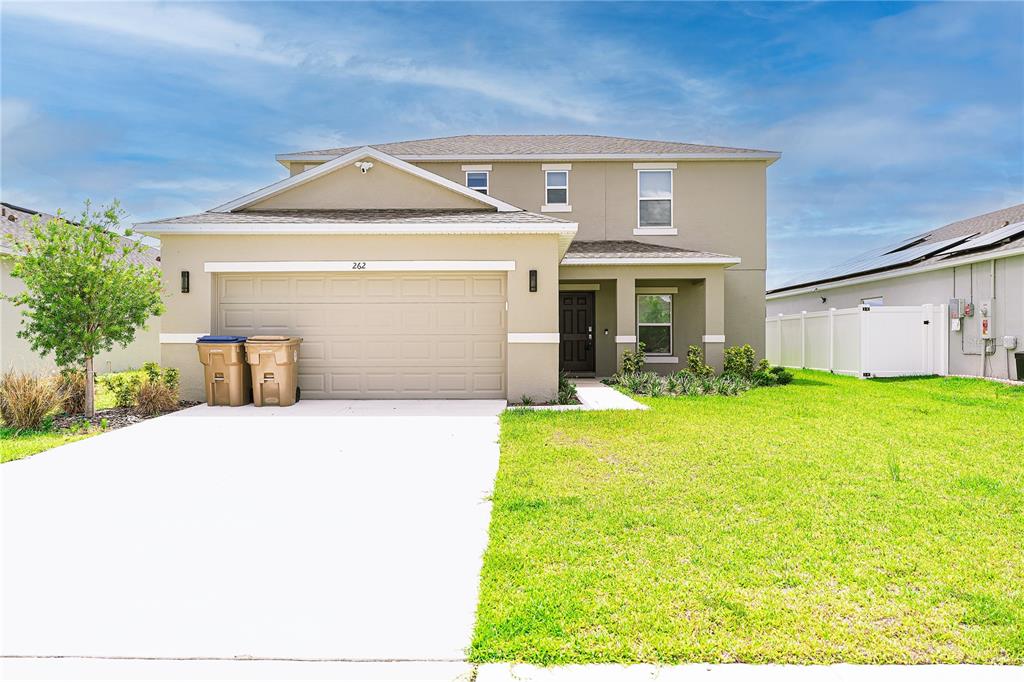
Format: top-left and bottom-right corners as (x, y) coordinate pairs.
(465, 170), (489, 195)
(636, 169), (673, 230)
(461, 164), (492, 171)
(544, 169), (569, 208)
(637, 293), (673, 356)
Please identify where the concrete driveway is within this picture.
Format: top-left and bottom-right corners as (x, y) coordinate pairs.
(1, 400), (503, 662)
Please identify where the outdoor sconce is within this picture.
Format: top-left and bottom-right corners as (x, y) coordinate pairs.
(181, 270), (190, 294)
(529, 269), (538, 292)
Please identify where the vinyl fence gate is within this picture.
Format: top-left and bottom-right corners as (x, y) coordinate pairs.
(765, 304), (949, 378)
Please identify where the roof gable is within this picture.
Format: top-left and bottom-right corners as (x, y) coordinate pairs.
(213, 147), (521, 213)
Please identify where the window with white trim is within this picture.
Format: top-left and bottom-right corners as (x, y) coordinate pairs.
(466, 171), (489, 195)
(545, 170), (569, 205)
(637, 294), (672, 355)
(637, 169), (672, 228)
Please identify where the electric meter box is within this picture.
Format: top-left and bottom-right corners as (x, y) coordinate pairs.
(978, 299), (993, 339)
(948, 298), (964, 319)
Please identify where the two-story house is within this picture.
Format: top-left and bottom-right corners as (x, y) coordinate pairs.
(138, 135), (779, 401)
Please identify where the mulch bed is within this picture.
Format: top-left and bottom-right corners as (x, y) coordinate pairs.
(52, 401), (201, 432)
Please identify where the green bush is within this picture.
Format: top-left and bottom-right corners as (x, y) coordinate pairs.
(620, 342), (647, 375)
(723, 344), (757, 379)
(99, 372), (142, 408)
(771, 365), (794, 385)
(557, 372), (578, 405)
(687, 345), (715, 379)
(135, 363), (181, 415)
(58, 370), (88, 415)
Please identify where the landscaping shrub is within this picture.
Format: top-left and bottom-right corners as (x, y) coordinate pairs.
(135, 380), (179, 417)
(557, 372), (578, 405)
(0, 370), (63, 431)
(723, 344), (758, 379)
(620, 342), (647, 375)
(686, 344), (715, 379)
(770, 366), (794, 385)
(58, 370), (88, 415)
(99, 372), (142, 408)
(135, 363), (181, 416)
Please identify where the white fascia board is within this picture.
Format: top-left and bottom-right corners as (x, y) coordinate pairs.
(136, 222), (578, 236)
(561, 256), (741, 265)
(276, 152), (782, 164)
(765, 245), (1024, 300)
(213, 146), (522, 213)
(205, 260), (516, 273)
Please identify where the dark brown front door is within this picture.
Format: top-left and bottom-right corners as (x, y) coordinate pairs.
(560, 292), (595, 373)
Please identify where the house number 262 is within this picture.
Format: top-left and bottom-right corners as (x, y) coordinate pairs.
(352, 262), (367, 270)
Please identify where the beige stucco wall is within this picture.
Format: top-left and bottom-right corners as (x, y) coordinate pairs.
(158, 233), (562, 401)
(1, 258), (160, 375)
(249, 161), (491, 211)
(419, 159), (767, 355)
(766, 255), (1024, 380)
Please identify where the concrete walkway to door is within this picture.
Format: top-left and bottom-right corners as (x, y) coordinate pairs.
(1, 399), (504, 663)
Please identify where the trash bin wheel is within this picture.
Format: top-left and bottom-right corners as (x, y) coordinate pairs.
(295, 386), (301, 403)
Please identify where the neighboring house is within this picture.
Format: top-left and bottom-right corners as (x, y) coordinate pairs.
(137, 134), (778, 401)
(0, 201), (161, 374)
(767, 204), (1024, 381)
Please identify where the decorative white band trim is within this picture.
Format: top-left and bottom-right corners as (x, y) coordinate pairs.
(645, 356), (679, 364)
(161, 333), (207, 344)
(636, 286), (678, 294)
(703, 335), (726, 343)
(542, 163), (572, 171)
(540, 204), (572, 213)
(633, 162), (678, 169)
(507, 333), (559, 344)
(633, 228), (678, 236)
(461, 164), (492, 171)
(615, 335), (637, 343)
(205, 260), (516, 273)
(560, 283), (600, 291)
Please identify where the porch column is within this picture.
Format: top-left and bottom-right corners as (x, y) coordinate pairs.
(615, 275), (636, 369)
(704, 269), (726, 372)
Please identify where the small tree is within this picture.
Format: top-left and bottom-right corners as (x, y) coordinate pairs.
(2, 201), (164, 416)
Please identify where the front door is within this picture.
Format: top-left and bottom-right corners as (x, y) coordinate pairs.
(559, 292), (595, 373)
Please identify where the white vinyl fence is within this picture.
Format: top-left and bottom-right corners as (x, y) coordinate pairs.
(766, 304), (948, 377)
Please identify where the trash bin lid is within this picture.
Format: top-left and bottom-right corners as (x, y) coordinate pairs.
(247, 335), (291, 342)
(197, 335), (247, 343)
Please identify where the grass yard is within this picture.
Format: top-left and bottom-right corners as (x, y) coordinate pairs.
(472, 370), (1024, 664)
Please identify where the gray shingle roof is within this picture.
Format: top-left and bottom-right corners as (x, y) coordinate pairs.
(1, 202), (160, 267)
(143, 208), (571, 226)
(770, 203), (1024, 293)
(283, 134), (776, 158)
(563, 240), (736, 261)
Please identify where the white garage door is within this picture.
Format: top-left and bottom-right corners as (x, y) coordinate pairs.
(215, 272), (507, 399)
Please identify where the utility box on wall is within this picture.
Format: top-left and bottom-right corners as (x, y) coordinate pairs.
(978, 299), (993, 339)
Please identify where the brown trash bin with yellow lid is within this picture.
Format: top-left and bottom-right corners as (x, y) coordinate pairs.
(196, 336), (252, 406)
(244, 336), (303, 407)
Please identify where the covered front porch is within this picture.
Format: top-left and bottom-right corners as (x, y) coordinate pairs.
(557, 240), (738, 377)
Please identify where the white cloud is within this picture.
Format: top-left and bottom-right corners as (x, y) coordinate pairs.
(3, 2), (298, 65)
(274, 126), (349, 152)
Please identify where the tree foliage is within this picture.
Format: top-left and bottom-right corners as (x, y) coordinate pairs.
(1, 201), (164, 415)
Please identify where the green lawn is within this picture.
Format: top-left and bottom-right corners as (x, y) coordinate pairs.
(1, 380), (117, 464)
(472, 370), (1024, 664)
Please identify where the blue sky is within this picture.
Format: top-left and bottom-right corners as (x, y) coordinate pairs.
(2, 2), (1021, 287)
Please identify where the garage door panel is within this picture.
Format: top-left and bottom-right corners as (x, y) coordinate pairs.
(216, 272), (507, 399)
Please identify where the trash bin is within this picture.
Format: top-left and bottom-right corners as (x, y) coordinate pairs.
(196, 335), (251, 406)
(1016, 352), (1024, 382)
(244, 336), (303, 407)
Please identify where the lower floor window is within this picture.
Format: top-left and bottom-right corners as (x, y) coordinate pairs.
(637, 293), (672, 355)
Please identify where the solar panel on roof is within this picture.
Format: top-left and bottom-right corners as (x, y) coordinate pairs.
(790, 235), (971, 286)
(941, 221), (1024, 256)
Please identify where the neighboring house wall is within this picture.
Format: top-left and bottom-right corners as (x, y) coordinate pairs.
(1, 258), (160, 374)
(158, 233), (562, 401)
(766, 255), (1024, 380)
(417, 160), (768, 355)
(248, 162), (489, 211)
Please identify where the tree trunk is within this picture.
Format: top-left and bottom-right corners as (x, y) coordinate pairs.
(85, 356), (95, 418)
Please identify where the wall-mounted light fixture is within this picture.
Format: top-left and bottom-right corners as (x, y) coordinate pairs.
(529, 269), (538, 292)
(181, 270), (190, 294)
(820, 296), (827, 304)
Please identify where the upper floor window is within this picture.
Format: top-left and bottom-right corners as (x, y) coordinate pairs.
(545, 171), (569, 205)
(466, 171), (489, 195)
(637, 170), (672, 228)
